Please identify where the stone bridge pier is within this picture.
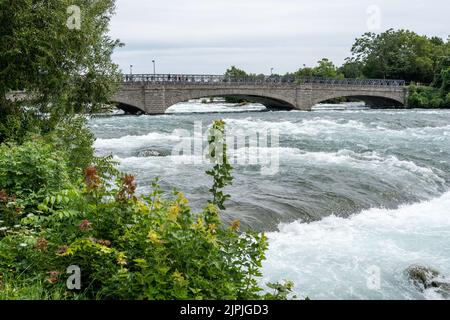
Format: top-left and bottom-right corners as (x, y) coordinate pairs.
(111, 75), (407, 114)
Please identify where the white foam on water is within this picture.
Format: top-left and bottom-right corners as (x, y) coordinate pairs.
(224, 117), (370, 136)
(166, 100), (266, 113)
(280, 149), (444, 181)
(312, 102), (369, 111)
(92, 115), (450, 157)
(223, 117), (450, 139)
(226, 147), (444, 187)
(113, 146), (445, 191)
(94, 131), (182, 151)
(261, 191), (450, 300)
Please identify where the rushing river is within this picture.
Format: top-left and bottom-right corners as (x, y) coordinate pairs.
(89, 100), (450, 300)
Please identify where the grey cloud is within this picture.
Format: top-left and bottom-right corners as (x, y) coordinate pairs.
(109, 0), (449, 74)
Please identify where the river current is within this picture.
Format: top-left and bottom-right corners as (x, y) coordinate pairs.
(89, 100), (450, 299)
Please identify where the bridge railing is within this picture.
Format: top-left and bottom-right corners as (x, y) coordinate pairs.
(121, 74), (405, 87)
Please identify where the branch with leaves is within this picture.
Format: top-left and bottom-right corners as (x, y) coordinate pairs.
(206, 120), (233, 210)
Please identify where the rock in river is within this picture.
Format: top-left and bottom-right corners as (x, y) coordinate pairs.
(135, 149), (168, 157)
(405, 265), (450, 299)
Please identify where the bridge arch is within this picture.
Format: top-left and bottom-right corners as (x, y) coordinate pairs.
(110, 87), (300, 114)
(312, 92), (406, 108)
(113, 101), (145, 114)
(164, 89), (297, 112)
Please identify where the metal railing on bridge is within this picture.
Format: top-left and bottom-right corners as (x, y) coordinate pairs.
(122, 74), (405, 87)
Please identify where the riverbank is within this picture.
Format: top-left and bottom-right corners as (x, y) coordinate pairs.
(408, 85), (450, 109)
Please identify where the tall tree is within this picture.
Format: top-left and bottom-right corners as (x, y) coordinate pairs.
(349, 29), (449, 83)
(292, 59), (344, 79)
(0, 0), (122, 142)
(339, 58), (364, 79)
(431, 37), (450, 88)
(224, 66), (247, 78)
(312, 58), (344, 78)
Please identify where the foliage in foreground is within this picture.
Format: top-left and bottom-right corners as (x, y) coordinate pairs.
(0, 121), (293, 300)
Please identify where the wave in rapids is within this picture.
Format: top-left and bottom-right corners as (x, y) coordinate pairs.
(261, 191), (450, 300)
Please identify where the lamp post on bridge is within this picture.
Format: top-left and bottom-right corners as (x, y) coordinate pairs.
(128, 65), (133, 82)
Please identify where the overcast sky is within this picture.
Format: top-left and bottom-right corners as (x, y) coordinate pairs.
(109, 0), (449, 75)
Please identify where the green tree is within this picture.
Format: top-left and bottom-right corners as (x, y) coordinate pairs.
(223, 66), (249, 103)
(293, 59), (344, 79)
(312, 58), (344, 78)
(224, 66), (248, 79)
(339, 59), (365, 79)
(0, 0), (122, 143)
(349, 29), (449, 83)
(291, 67), (314, 78)
(440, 67), (450, 92)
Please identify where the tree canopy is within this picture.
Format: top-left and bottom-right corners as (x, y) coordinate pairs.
(292, 58), (344, 79)
(223, 29), (449, 108)
(0, 0), (122, 143)
(224, 66), (248, 78)
(348, 29), (449, 84)
(224, 30), (449, 87)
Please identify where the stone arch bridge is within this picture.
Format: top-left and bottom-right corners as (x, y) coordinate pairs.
(112, 74), (407, 114)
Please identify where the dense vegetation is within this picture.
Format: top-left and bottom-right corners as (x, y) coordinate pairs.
(0, 119), (294, 299)
(0, 0), (121, 144)
(0, 0), (292, 299)
(346, 29), (450, 108)
(225, 29), (450, 108)
(0, 0), (447, 300)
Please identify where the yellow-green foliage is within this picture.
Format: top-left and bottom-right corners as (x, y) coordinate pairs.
(0, 121), (293, 300)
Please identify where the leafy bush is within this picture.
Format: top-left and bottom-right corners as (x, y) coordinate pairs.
(446, 92), (450, 106)
(0, 102), (41, 144)
(0, 139), (72, 227)
(0, 273), (70, 300)
(0, 139), (70, 197)
(439, 66), (450, 92)
(44, 117), (96, 176)
(408, 85), (450, 108)
(0, 121), (293, 300)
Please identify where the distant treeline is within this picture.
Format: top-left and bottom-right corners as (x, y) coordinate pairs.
(224, 29), (450, 108)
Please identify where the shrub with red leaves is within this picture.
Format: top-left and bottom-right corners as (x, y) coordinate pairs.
(0, 190), (8, 202)
(79, 219), (92, 232)
(84, 166), (101, 190)
(116, 174), (136, 201)
(35, 238), (48, 251)
(47, 271), (60, 284)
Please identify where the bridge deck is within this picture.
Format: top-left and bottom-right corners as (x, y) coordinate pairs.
(121, 74), (406, 87)
(112, 74), (408, 114)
